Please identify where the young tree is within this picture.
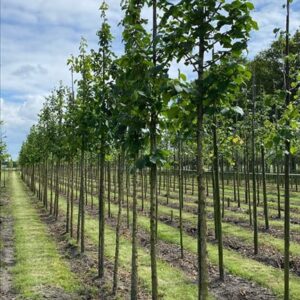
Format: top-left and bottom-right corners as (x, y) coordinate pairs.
(0, 120), (7, 187)
(118, 0), (154, 297)
(161, 1), (257, 297)
(68, 39), (94, 253)
(90, 0), (115, 277)
(284, 1), (291, 298)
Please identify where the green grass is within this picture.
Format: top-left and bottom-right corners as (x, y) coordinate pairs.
(153, 199), (300, 257)
(152, 189), (300, 234)
(58, 176), (300, 299)
(53, 190), (203, 300)
(10, 172), (82, 299)
(87, 175), (300, 208)
(172, 181), (300, 209)
(85, 183), (300, 259)
(81, 187), (300, 300)
(79, 176), (300, 229)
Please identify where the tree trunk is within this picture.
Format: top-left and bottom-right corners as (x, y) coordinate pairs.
(212, 111), (224, 281)
(79, 148), (85, 253)
(66, 161), (70, 233)
(197, 36), (208, 299)
(251, 73), (258, 255)
(178, 136), (184, 259)
(284, 1), (291, 298)
(108, 160), (111, 217)
(54, 159), (60, 220)
(276, 159), (281, 218)
(261, 146), (269, 230)
(113, 150), (124, 294)
(98, 147), (105, 278)
(131, 153), (138, 299)
(70, 160), (74, 238)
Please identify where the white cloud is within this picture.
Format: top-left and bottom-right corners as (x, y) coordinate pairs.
(1, 96), (44, 158)
(248, 0), (300, 58)
(1, 0), (300, 159)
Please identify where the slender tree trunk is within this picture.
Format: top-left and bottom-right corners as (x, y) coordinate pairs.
(243, 147), (248, 205)
(66, 161), (70, 233)
(276, 159), (281, 218)
(233, 158), (237, 203)
(212, 167), (218, 239)
(31, 164), (35, 193)
(246, 140), (252, 226)
(54, 159), (60, 220)
(149, 116), (158, 299)
(252, 73), (258, 255)
(131, 153), (138, 300)
(85, 157), (88, 206)
(178, 136), (184, 259)
(43, 160), (48, 209)
(50, 160), (53, 214)
(77, 163), (81, 244)
(98, 146), (105, 278)
(91, 161), (94, 209)
(126, 165), (130, 228)
(261, 146), (269, 230)
(284, 2), (291, 298)
(79, 148), (85, 253)
(212, 111), (224, 281)
(149, 2), (158, 298)
(108, 160), (111, 217)
(70, 160), (74, 238)
(141, 169), (144, 211)
(236, 156), (241, 208)
(38, 164), (41, 200)
(197, 35), (208, 299)
(113, 150), (124, 294)
(221, 155), (225, 218)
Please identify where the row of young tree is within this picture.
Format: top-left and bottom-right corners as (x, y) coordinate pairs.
(0, 120), (9, 187)
(19, 1), (299, 299)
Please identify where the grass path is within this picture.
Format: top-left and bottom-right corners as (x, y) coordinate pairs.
(80, 188), (300, 299)
(9, 172), (83, 299)
(76, 177), (300, 229)
(53, 191), (203, 300)
(83, 184), (300, 258)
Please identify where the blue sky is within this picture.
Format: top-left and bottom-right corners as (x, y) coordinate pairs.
(1, 0), (300, 160)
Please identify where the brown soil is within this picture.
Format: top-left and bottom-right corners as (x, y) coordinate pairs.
(88, 187), (300, 276)
(160, 213), (300, 276)
(0, 187), (16, 300)
(80, 196), (278, 300)
(162, 197), (300, 243)
(24, 187), (150, 300)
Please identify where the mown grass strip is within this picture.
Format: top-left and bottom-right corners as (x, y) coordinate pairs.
(87, 184), (300, 258)
(54, 191), (202, 300)
(10, 173), (81, 299)
(85, 189), (300, 300)
(157, 190), (300, 234)
(177, 182), (300, 208)
(161, 186), (300, 222)
(65, 177), (300, 234)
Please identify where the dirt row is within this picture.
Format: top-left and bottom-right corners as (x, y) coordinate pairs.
(22, 183), (150, 300)
(68, 192), (278, 300)
(0, 186), (16, 300)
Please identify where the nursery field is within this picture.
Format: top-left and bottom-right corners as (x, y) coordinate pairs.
(1, 0), (300, 299)
(1, 169), (299, 299)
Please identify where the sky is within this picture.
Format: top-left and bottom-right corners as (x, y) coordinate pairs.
(1, 0), (300, 160)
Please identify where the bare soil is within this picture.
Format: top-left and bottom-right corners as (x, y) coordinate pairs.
(25, 186), (151, 300)
(0, 187), (16, 300)
(80, 195), (278, 300)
